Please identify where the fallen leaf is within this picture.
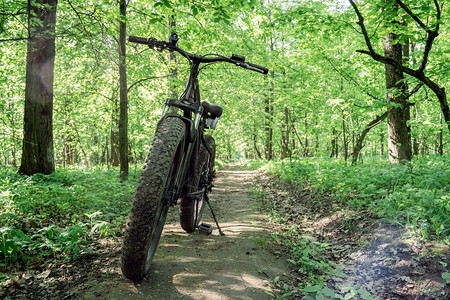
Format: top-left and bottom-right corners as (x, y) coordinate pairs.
(36, 270), (51, 279)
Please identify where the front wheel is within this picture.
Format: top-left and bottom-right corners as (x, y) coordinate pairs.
(180, 135), (216, 233)
(121, 117), (185, 282)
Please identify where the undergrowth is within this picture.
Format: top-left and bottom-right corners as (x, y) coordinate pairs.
(249, 154), (450, 241)
(0, 166), (137, 273)
(248, 154), (449, 299)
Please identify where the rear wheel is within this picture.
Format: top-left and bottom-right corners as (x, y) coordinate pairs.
(121, 118), (185, 282)
(180, 135), (216, 233)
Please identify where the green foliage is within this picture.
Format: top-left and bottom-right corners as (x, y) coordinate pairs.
(442, 272), (450, 284)
(0, 166), (137, 269)
(261, 155), (450, 240)
(1, 0), (448, 166)
(301, 284), (375, 300)
(288, 236), (334, 282)
(251, 185), (337, 292)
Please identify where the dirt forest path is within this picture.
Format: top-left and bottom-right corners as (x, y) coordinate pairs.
(81, 164), (289, 299)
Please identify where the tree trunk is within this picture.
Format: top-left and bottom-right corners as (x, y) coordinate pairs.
(264, 70), (274, 160)
(332, 128), (339, 158)
(304, 112), (309, 157)
(413, 105), (419, 155)
(19, 0), (57, 175)
(342, 111), (348, 161)
(118, 0), (128, 180)
(252, 133), (262, 159)
(383, 11), (412, 163)
(8, 102), (18, 167)
(64, 136), (74, 166)
(281, 106), (290, 159)
(439, 112), (443, 156)
(110, 105), (119, 167)
(351, 111), (388, 165)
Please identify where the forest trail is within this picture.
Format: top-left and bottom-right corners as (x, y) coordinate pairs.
(80, 164), (289, 299)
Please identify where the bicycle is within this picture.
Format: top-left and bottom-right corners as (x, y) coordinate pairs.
(121, 33), (268, 282)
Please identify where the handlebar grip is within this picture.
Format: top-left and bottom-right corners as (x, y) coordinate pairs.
(247, 62), (269, 75)
(129, 36), (150, 44)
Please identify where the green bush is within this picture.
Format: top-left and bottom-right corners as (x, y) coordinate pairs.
(259, 155), (450, 240)
(0, 166), (137, 269)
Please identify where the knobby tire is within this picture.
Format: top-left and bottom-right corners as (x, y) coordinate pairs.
(179, 134), (216, 233)
(121, 118), (185, 282)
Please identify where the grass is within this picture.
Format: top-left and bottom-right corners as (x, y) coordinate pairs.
(247, 154), (450, 241)
(248, 155), (449, 299)
(0, 166), (138, 272)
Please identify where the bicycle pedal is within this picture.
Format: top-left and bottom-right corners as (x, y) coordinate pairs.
(198, 223), (213, 235)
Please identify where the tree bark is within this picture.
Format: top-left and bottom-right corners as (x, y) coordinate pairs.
(342, 111), (348, 161)
(304, 112), (309, 157)
(438, 112), (443, 156)
(330, 128), (338, 158)
(118, 0), (128, 180)
(19, 0), (57, 175)
(348, 0), (450, 132)
(110, 104), (119, 167)
(264, 70), (274, 160)
(281, 107), (290, 159)
(252, 133), (262, 159)
(384, 27), (412, 163)
(64, 136), (74, 166)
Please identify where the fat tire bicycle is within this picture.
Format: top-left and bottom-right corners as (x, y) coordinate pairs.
(121, 33), (268, 282)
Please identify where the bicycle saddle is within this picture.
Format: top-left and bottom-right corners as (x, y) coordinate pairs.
(201, 101), (223, 119)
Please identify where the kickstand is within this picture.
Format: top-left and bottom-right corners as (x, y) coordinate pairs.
(204, 191), (225, 236)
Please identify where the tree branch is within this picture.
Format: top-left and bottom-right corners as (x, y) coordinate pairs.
(349, 0), (450, 131)
(349, 0), (440, 80)
(407, 83), (424, 99)
(127, 75), (171, 93)
(348, 0), (376, 55)
(0, 6), (28, 17)
(351, 110), (388, 165)
(434, 0), (442, 31)
(417, 30), (439, 73)
(319, 47), (382, 101)
(394, 0), (441, 73)
(394, 0), (427, 30)
(0, 37), (27, 42)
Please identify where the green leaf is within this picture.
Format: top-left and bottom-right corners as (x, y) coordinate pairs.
(302, 285), (320, 293)
(161, 0), (172, 8)
(321, 287), (335, 297)
(148, 18), (160, 24)
(192, 5), (198, 17)
(316, 293), (325, 300)
(357, 289), (374, 299)
(0, 213), (17, 220)
(442, 272), (450, 284)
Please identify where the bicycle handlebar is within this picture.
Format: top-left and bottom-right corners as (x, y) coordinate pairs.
(128, 35), (268, 75)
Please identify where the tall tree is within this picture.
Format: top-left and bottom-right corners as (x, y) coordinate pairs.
(118, 0), (128, 180)
(19, 0), (57, 175)
(383, 2), (412, 162)
(348, 0), (449, 132)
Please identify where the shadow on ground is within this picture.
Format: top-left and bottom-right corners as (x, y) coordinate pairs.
(79, 165), (290, 300)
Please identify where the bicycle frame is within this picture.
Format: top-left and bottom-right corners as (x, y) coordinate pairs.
(159, 60), (209, 206)
(128, 34), (268, 205)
